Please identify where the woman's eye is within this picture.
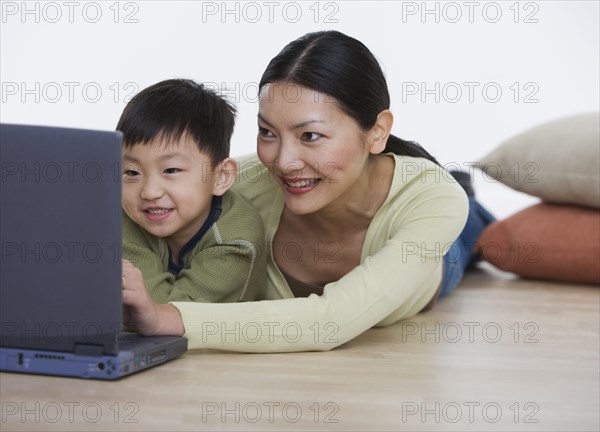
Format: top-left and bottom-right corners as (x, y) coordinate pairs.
(123, 169), (139, 177)
(258, 127), (273, 138)
(301, 132), (322, 142)
(164, 168), (181, 174)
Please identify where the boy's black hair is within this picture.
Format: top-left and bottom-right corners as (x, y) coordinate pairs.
(116, 79), (236, 162)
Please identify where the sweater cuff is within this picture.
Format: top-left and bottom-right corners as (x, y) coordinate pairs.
(171, 301), (278, 352)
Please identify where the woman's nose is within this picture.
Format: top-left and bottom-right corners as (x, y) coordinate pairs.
(275, 140), (305, 176)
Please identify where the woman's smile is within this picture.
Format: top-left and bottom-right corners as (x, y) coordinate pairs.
(280, 176), (322, 194)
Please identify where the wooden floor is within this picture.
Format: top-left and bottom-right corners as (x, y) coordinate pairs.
(1, 264), (599, 431)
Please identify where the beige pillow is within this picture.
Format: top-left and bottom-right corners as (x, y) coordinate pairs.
(477, 113), (600, 208)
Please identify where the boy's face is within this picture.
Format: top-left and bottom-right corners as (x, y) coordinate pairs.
(122, 136), (220, 254)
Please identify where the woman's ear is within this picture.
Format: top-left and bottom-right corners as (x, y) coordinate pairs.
(211, 158), (238, 196)
(369, 109), (394, 155)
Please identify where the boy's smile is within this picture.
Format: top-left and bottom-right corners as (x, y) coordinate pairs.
(121, 135), (221, 259)
(144, 207), (174, 221)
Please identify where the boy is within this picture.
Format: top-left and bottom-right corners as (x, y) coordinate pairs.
(117, 79), (265, 304)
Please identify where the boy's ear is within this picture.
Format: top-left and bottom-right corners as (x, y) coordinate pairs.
(211, 158), (237, 196)
(368, 109), (394, 155)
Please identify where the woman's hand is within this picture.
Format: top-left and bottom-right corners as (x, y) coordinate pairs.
(121, 259), (185, 336)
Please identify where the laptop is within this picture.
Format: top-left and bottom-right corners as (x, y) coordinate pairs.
(0, 123), (188, 380)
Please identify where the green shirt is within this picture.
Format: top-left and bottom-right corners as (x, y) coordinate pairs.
(122, 190), (266, 304)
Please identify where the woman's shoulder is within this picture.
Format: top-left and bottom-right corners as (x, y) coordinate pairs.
(232, 153), (281, 201)
(380, 153), (468, 223)
(390, 153), (445, 179)
(388, 153), (464, 197)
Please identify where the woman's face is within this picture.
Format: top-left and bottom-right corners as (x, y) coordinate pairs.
(257, 82), (372, 216)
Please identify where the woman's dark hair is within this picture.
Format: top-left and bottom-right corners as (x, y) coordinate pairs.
(259, 31), (439, 165)
(116, 79), (236, 163)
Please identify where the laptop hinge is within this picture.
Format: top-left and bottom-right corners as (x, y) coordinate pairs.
(74, 344), (104, 357)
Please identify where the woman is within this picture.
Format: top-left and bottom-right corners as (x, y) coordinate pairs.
(121, 31), (494, 352)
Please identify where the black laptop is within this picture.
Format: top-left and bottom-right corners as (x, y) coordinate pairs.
(0, 123), (187, 379)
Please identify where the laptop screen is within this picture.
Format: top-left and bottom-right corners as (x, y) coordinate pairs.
(1, 124), (123, 356)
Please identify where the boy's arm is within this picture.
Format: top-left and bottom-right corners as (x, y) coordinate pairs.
(122, 191), (267, 304)
(123, 239), (266, 304)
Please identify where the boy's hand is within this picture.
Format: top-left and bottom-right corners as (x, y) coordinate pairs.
(121, 259), (185, 337)
(121, 259), (162, 335)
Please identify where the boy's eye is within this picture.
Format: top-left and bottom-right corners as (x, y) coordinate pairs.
(123, 169), (139, 177)
(258, 127), (274, 138)
(301, 132), (323, 142)
(164, 168), (181, 174)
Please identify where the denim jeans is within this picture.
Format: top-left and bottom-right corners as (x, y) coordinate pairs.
(439, 197), (496, 297)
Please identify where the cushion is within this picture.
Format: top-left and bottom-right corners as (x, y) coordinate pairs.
(477, 113), (600, 208)
(477, 203), (600, 285)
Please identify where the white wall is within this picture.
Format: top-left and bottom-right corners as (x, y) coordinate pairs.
(2, 1), (599, 218)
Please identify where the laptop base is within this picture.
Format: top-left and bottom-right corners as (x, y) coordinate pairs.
(0, 336), (188, 380)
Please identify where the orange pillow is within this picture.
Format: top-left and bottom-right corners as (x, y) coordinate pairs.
(477, 203), (600, 285)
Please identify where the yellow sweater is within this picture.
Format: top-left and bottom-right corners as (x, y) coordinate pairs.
(173, 154), (468, 352)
